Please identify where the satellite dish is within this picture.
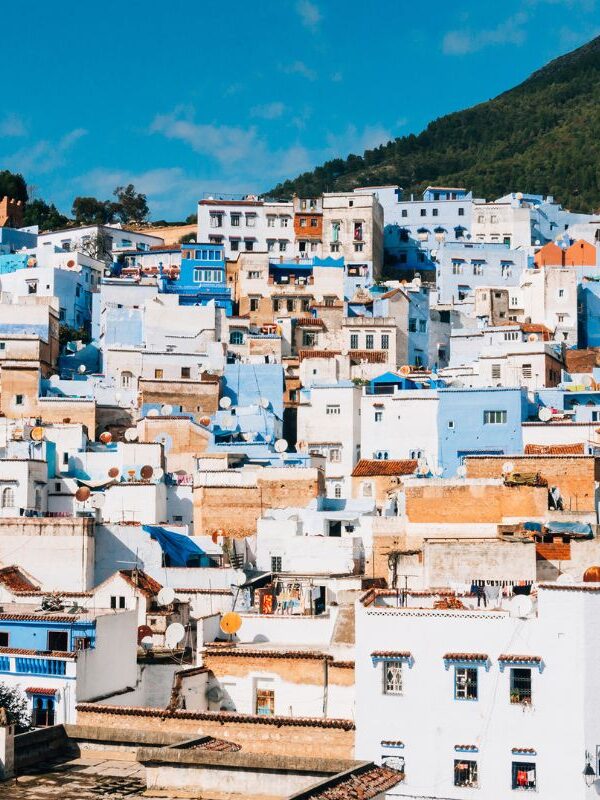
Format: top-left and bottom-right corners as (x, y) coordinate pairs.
(581, 374), (594, 388)
(538, 407), (552, 422)
(161, 404), (173, 416)
(399, 365), (411, 377)
(220, 612), (242, 635)
(207, 686), (224, 704)
(259, 397), (270, 409)
(140, 464), (154, 481)
(91, 493), (106, 509)
(456, 465), (467, 478)
(556, 571), (576, 585)
(137, 624), (153, 644)
(502, 461), (515, 474)
(510, 595), (533, 618)
(219, 396), (232, 409)
(430, 373), (439, 382)
(30, 426), (44, 442)
(147, 408), (160, 417)
(78, 364), (86, 374)
(75, 486), (91, 502)
(99, 431), (112, 444)
(165, 622), (185, 648)
(124, 427), (138, 442)
(114, 392), (122, 403)
(108, 466), (120, 479)
(528, 333), (538, 342)
(158, 587), (176, 606)
(154, 467), (164, 480)
(341, 349), (349, 356)
(274, 438), (288, 453)
(417, 458), (429, 475)
(211, 531), (219, 544)
(199, 416), (211, 426)
(434, 465), (444, 477)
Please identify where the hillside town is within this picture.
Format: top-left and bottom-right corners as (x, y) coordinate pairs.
(0, 182), (600, 800)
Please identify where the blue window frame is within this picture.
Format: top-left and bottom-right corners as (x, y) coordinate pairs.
(454, 666), (478, 700)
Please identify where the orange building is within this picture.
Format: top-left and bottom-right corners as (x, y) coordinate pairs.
(564, 239), (596, 267)
(534, 241), (564, 267)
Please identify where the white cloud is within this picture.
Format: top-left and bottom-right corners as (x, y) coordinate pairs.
(0, 114), (27, 138)
(250, 102), (286, 120)
(442, 12), (528, 55)
(284, 60), (317, 80)
(296, 0), (321, 30)
(5, 128), (87, 175)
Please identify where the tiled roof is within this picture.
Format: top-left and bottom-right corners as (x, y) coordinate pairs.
(0, 566), (40, 592)
(298, 349), (340, 361)
(119, 569), (162, 597)
(455, 744), (478, 751)
(174, 588), (232, 595)
(352, 459), (417, 477)
(291, 764), (404, 800)
(512, 747), (536, 754)
(76, 703), (355, 730)
(381, 740), (404, 746)
(498, 654), (542, 663)
(190, 736), (241, 752)
(295, 317), (326, 327)
(349, 350), (387, 363)
(0, 646), (76, 659)
(371, 651), (412, 658)
(25, 687), (58, 695)
(0, 613), (80, 623)
(205, 648), (331, 661)
(443, 653), (489, 662)
(524, 442), (585, 455)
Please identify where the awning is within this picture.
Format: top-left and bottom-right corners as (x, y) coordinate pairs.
(76, 477), (116, 489)
(142, 525), (214, 567)
(25, 687), (57, 695)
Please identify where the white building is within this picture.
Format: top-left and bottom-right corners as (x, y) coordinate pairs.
(355, 583), (600, 800)
(37, 225), (163, 261)
(296, 382), (361, 498)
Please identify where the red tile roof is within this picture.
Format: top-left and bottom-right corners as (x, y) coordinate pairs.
(349, 350), (387, 363)
(76, 703), (355, 730)
(524, 443), (585, 455)
(512, 747), (536, 754)
(0, 646), (76, 659)
(0, 566), (39, 592)
(118, 570), (162, 597)
(498, 654), (542, 663)
(443, 653), (489, 662)
(205, 648), (331, 661)
(295, 317), (326, 327)
(25, 687), (58, 695)
(352, 459), (417, 477)
(371, 651), (411, 659)
(291, 764), (404, 800)
(298, 349), (340, 361)
(190, 736), (241, 752)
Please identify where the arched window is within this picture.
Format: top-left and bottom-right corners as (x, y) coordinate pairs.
(1, 486), (14, 508)
(229, 330), (244, 345)
(334, 484), (342, 499)
(121, 371), (133, 388)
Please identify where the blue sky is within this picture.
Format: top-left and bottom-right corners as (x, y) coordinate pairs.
(1, 0), (598, 220)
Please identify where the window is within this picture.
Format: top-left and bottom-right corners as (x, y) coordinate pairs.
(420, 209), (426, 217)
(521, 363), (532, 379)
(1, 486), (14, 508)
(350, 333), (359, 349)
(244, 240), (254, 251)
(287, 299), (295, 312)
(419, 319), (426, 333)
(230, 239), (239, 252)
(256, 688), (275, 715)
(279, 240), (288, 252)
(75, 636), (91, 650)
(154, 369), (164, 379)
(271, 556), (282, 572)
(383, 661), (403, 695)
(473, 263), (483, 276)
(454, 760), (478, 788)
(484, 410), (507, 425)
(354, 243), (364, 252)
(267, 215), (276, 227)
(280, 216), (289, 227)
(299, 218), (307, 228)
(248, 270), (260, 280)
(458, 207), (465, 216)
(326, 405), (341, 415)
(47, 630), (69, 652)
(302, 331), (317, 347)
(15, 394), (23, 406)
(330, 243), (340, 253)
(366, 334), (374, 349)
(455, 667), (478, 700)
(510, 668), (532, 705)
(408, 318), (417, 332)
(512, 762), (536, 790)
(245, 214), (256, 227)
(448, 420), (454, 429)
(329, 448), (341, 463)
(334, 484), (342, 499)
(491, 364), (501, 381)
(250, 298), (259, 312)
(504, 331), (519, 341)
(181, 367), (191, 379)
(0, 632), (8, 647)
(230, 330), (244, 345)
(374, 411), (383, 422)
(558, 288), (565, 298)
(209, 213), (223, 228)
(401, 209), (408, 218)
(452, 261), (463, 275)
(381, 334), (389, 350)
(27, 280), (38, 294)
(432, 208), (438, 217)
(110, 596), (125, 610)
(231, 213), (240, 227)
(32, 696), (55, 727)
(267, 240), (275, 252)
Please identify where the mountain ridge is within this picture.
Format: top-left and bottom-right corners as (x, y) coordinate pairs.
(270, 35), (600, 212)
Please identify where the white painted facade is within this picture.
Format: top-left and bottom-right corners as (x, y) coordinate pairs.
(355, 585), (600, 800)
(37, 225), (163, 258)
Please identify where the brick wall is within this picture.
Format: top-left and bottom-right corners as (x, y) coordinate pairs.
(139, 379), (220, 416)
(204, 653), (328, 685)
(465, 455), (597, 512)
(405, 482), (547, 523)
(75, 706), (354, 759)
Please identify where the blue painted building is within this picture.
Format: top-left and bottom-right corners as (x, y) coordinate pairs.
(578, 280), (600, 348)
(436, 242), (529, 305)
(159, 243), (232, 314)
(0, 226), (36, 253)
(438, 387), (527, 476)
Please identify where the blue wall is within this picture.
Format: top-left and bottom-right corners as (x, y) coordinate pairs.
(162, 243), (232, 313)
(578, 282), (600, 348)
(0, 618), (96, 653)
(438, 387), (526, 476)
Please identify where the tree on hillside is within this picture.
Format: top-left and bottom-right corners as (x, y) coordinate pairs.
(72, 196), (118, 225)
(22, 198), (69, 231)
(0, 170), (28, 203)
(0, 683), (30, 731)
(113, 184), (149, 225)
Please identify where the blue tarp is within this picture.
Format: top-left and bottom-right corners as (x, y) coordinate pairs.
(546, 521), (593, 538)
(142, 525), (214, 567)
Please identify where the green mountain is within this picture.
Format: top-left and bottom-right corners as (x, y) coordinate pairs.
(270, 36), (600, 212)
